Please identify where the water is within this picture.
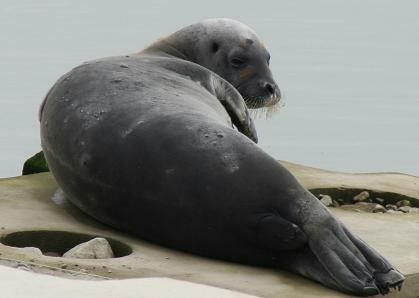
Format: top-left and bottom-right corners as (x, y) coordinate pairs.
(1, 0), (418, 178)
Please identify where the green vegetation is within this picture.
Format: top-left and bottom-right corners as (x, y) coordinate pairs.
(22, 151), (49, 175)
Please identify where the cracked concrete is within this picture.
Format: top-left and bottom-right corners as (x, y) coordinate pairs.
(0, 162), (418, 297)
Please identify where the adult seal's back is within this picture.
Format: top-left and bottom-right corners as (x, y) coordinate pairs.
(40, 19), (404, 296)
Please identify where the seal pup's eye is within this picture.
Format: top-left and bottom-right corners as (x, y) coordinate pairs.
(211, 42), (219, 53)
(230, 57), (246, 68)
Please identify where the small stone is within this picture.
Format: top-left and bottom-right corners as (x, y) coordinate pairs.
(375, 197), (385, 204)
(353, 191), (370, 203)
(372, 204), (387, 213)
(332, 200), (340, 207)
(107, 269), (112, 273)
(337, 198), (345, 205)
(79, 269), (88, 274)
(60, 264), (68, 269)
(396, 200), (411, 208)
(63, 238), (114, 259)
(119, 63), (129, 68)
(409, 207), (419, 213)
(385, 204), (397, 211)
(398, 206), (411, 213)
(319, 194), (333, 207)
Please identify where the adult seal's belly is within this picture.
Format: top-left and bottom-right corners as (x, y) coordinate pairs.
(40, 19), (404, 296)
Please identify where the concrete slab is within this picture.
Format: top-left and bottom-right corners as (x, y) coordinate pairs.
(0, 265), (256, 298)
(0, 163), (418, 297)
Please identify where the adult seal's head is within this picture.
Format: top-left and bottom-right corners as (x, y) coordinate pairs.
(142, 18), (281, 109)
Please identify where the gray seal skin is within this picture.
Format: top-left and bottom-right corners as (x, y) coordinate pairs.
(40, 19), (404, 296)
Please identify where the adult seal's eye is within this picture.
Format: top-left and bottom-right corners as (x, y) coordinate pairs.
(230, 57), (246, 68)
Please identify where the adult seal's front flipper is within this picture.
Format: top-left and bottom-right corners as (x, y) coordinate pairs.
(142, 57), (258, 143)
(210, 74), (258, 143)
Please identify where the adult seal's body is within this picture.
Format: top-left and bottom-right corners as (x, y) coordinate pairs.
(40, 19), (404, 296)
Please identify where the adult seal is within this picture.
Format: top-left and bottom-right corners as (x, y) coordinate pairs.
(40, 19), (404, 296)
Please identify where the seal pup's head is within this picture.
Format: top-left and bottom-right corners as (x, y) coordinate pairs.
(145, 18), (281, 111)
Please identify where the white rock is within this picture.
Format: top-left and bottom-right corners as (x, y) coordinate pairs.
(14, 247), (43, 256)
(409, 207), (419, 213)
(63, 238), (114, 259)
(319, 195), (333, 207)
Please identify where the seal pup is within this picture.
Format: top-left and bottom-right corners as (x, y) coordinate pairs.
(40, 19), (404, 296)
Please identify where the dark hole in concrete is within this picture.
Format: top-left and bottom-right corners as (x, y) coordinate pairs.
(309, 188), (418, 207)
(1, 230), (132, 258)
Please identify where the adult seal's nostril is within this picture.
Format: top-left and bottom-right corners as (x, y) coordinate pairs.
(264, 82), (275, 95)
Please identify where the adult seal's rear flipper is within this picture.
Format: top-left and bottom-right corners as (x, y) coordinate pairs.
(249, 214), (307, 251)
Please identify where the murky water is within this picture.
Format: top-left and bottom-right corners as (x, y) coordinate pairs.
(1, 0), (418, 177)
